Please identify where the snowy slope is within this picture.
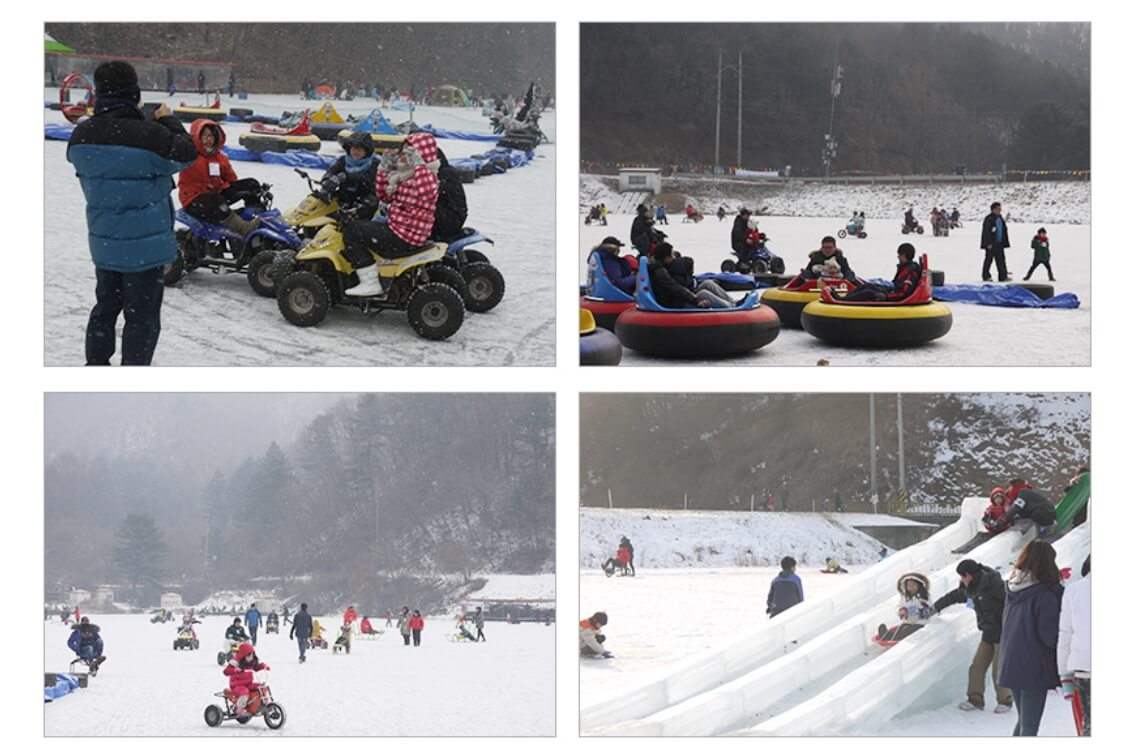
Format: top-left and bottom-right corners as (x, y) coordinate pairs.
(580, 500), (1089, 737)
(580, 507), (923, 568)
(45, 91), (555, 366)
(580, 175), (1091, 224)
(577, 212), (1090, 366)
(44, 613), (553, 736)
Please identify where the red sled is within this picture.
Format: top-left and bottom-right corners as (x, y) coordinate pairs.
(1071, 693), (1085, 736)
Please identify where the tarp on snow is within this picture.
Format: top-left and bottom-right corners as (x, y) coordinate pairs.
(416, 124), (501, 142)
(222, 145), (259, 162)
(932, 284), (1080, 309)
(45, 123), (76, 141)
(45, 673), (80, 701)
(260, 150), (336, 169)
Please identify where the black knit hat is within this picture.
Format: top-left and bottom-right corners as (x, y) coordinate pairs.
(94, 60), (140, 98)
(955, 559), (981, 576)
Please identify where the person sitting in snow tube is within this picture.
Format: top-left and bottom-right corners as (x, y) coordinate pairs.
(178, 119), (264, 241)
(650, 242), (737, 309)
(587, 236), (636, 293)
(799, 236), (857, 283)
(839, 243), (922, 302)
(875, 572), (934, 644)
(316, 131), (379, 220)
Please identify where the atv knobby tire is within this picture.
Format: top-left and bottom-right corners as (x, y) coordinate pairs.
(406, 283), (464, 340)
(278, 271), (332, 327)
(460, 262), (506, 312)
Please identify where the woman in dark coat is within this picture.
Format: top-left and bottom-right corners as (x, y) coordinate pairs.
(997, 539), (1064, 736)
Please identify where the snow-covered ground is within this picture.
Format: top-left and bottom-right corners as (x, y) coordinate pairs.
(44, 90), (555, 365)
(45, 612), (554, 736)
(579, 503), (1089, 736)
(578, 190), (1090, 366)
(471, 573), (555, 601)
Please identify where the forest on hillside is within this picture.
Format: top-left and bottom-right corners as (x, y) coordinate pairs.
(581, 23), (1089, 173)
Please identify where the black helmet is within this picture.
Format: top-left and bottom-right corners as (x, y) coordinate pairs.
(343, 131), (375, 157)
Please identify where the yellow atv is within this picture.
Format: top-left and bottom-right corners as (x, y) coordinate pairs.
(275, 215), (467, 340)
(283, 169), (342, 240)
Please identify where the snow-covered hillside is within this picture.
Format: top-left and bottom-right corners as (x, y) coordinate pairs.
(581, 507), (927, 569)
(580, 174), (1091, 224)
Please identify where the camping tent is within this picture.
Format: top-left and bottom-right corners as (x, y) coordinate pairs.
(433, 85), (469, 107)
(45, 33), (75, 54)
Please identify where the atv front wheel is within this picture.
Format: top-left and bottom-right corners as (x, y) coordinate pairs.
(460, 262), (506, 312)
(750, 259), (769, 275)
(278, 272), (331, 327)
(769, 257), (785, 274)
(720, 260), (737, 273)
(247, 250), (279, 298)
(204, 705), (224, 727)
(406, 283), (464, 340)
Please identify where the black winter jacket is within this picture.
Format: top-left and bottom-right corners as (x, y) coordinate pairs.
(323, 156), (379, 219)
(432, 151), (468, 241)
(934, 564), (1006, 643)
(981, 212), (1010, 250)
(291, 610), (313, 639)
(649, 261), (699, 308)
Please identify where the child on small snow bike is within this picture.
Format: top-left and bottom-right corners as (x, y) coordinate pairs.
(222, 642), (270, 717)
(875, 572), (934, 643)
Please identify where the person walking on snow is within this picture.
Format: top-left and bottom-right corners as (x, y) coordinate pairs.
(933, 559), (1013, 713)
(290, 602), (312, 663)
(473, 606), (486, 642)
(1023, 227), (1055, 281)
(409, 610), (425, 646)
(245, 603), (262, 646)
(767, 556), (804, 618)
(398, 607), (411, 646)
(981, 201), (1012, 282)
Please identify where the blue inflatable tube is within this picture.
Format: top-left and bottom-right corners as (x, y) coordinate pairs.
(45, 673), (80, 701)
(932, 284), (1080, 309)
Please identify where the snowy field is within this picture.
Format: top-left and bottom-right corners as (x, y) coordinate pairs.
(44, 613), (554, 736)
(579, 504), (1088, 736)
(44, 90), (555, 366)
(578, 208), (1090, 367)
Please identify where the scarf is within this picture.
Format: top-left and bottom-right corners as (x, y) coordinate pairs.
(1007, 568), (1037, 593)
(345, 152), (374, 174)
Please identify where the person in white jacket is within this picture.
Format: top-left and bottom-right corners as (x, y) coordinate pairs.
(580, 612), (612, 658)
(1057, 555), (1091, 735)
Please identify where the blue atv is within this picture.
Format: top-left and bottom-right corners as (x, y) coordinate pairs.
(439, 227), (506, 312)
(165, 183), (303, 298)
(720, 243), (785, 275)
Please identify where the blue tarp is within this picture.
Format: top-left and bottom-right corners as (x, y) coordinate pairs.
(45, 673), (80, 701)
(391, 100), (411, 111)
(224, 114), (244, 123)
(932, 284), (1080, 309)
(223, 145), (259, 162)
(260, 150), (336, 169)
(45, 123), (76, 141)
(243, 114), (281, 125)
(417, 124), (501, 142)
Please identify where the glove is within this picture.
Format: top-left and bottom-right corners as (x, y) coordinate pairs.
(263, 665), (271, 670)
(965, 596), (975, 610)
(1060, 676), (1075, 700)
(898, 607), (908, 619)
(601, 651), (615, 659)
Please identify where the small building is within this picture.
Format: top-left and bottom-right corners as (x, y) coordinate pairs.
(68, 589), (91, 606)
(94, 585), (115, 605)
(160, 592), (184, 609)
(255, 594), (282, 615)
(618, 167), (661, 194)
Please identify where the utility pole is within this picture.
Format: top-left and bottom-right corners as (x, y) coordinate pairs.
(607, 488), (614, 509)
(737, 50), (743, 169)
(715, 50), (722, 168)
(897, 394), (907, 511)
(823, 42), (843, 176)
(869, 393), (878, 513)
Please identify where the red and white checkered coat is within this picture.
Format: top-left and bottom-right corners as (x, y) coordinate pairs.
(376, 132), (439, 246)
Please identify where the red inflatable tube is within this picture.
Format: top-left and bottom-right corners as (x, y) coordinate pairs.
(579, 297), (635, 332)
(615, 305), (780, 358)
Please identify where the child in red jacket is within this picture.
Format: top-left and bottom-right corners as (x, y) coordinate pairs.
(222, 642), (269, 716)
(983, 487), (1010, 532)
(178, 119), (263, 240)
(408, 610), (425, 646)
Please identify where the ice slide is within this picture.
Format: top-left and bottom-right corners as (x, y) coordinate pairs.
(582, 498), (1085, 735)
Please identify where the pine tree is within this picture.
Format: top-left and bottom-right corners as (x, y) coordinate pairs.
(112, 513), (168, 604)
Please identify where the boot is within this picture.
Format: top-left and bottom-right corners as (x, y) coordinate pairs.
(235, 694), (248, 716)
(220, 212), (262, 239)
(345, 264), (385, 297)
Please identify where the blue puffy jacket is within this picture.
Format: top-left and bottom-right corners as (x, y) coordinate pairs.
(67, 106), (196, 272)
(246, 608), (262, 629)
